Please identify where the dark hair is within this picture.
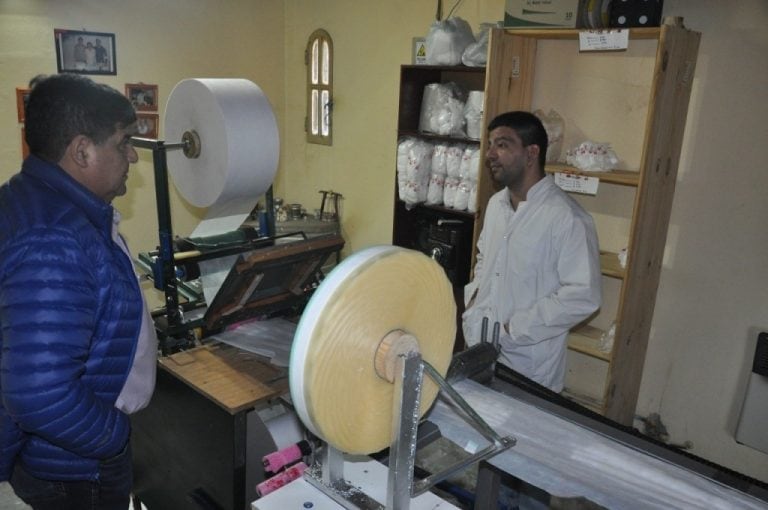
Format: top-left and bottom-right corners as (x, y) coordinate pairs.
(25, 74), (136, 163)
(488, 111), (548, 171)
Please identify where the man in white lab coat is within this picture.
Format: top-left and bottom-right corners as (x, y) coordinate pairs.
(462, 111), (601, 392)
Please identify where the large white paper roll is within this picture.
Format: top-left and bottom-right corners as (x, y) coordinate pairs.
(164, 78), (280, 303)
(165, 78), (279, 237)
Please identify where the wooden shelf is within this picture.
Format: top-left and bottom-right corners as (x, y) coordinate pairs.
(567, 324), (611, 362)
(503, 26), (661, 40)
(397, 130), (481, 145)
(545, 164), (640, 187)
(600, 250), (625, 279)
(561, 388), (605, 415)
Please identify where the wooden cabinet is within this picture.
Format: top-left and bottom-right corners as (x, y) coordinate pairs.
(481, 19), (700, 424)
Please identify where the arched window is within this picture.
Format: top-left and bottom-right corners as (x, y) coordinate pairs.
(306, 29), (333, 145)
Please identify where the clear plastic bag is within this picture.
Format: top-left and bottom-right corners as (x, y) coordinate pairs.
(425, 17), (475, 66)
(462, 22), (500, 67)
(534, 109), (565, 163)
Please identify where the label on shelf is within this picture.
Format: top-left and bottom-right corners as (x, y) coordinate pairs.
(554, 172), (599, 195)
(579, 30), (629, 51)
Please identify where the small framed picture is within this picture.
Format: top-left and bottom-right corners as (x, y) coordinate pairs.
(136, 113), (159, 139)
(16, 88), (31, 123)
(125, 83), (158, 112)
(54, 29), (116, 75)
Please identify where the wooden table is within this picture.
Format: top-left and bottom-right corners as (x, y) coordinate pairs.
(132, 343), (290, 510)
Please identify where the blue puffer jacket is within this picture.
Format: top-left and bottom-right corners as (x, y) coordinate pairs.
(0, 155), (142, 481)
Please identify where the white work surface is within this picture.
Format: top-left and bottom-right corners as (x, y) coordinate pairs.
(428, 379), (768, 510)
(252, 455), (458, 509)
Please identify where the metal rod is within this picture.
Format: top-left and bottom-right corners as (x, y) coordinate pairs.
(422, 361), (508, 443)
(388, 352), (423, 510)
(150, 140), (182, 340)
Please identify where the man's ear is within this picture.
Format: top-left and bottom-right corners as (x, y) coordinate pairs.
(64, 135), (92, 168)
(527, 144), (540, 165)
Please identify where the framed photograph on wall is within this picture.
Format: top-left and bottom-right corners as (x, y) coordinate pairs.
(136, 113), (159, 139)
(16, 88), (30, 123)
(54, 29), (116, 75)
(125, 83), (158, 112)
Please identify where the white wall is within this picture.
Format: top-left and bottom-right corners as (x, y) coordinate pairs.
(636, 0), (768, 482)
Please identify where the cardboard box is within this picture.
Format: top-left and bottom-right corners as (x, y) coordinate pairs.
(504, 0), (580, 28)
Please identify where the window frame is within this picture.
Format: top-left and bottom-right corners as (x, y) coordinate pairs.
(306, 29), (333, 146)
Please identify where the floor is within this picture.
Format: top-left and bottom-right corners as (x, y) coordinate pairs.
(0, 482), (29, 509)
(0, 482), (147, 509)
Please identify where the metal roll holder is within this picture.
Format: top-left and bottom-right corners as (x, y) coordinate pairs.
(302, 331), (514, 510)
(132, 132), (278, 353)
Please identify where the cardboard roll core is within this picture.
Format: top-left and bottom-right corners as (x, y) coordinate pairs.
(289, 246), (456, 454)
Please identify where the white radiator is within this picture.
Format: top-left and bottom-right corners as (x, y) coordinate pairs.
(735, 332), (768, 454)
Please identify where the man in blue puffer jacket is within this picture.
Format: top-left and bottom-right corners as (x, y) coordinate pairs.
(0, 74), (157, 509)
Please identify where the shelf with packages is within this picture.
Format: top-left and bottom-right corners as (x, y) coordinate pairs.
(393, 64), (489, 352)
(545, 164), (640, 187)
(481, 18), (700, 424)
(393, 64), (489, 284)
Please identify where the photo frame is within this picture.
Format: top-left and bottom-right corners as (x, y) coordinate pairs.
(16, 88), (30, 123)
(54, 29), (116, 75)
(21, 127), (29, 160)
(125, 83), (158, 112)
(136, 113), (159, 139)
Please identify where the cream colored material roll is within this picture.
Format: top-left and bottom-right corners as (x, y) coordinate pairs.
(164, 78), (279, 237)
(290, 246), (456, 455)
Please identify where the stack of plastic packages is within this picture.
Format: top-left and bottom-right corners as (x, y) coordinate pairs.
(427, 143), (449, 205)
(442, 143), (464, 209)
(396, 137), (434, 209)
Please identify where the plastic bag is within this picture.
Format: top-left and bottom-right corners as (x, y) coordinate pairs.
(418, 82), (468, 136)
(463, 90), (484, 140)
(565, 141), (619, 172)
(396, 137), (433, 207)
(534, 109), (565, 163)
(462, 22), (500, 67)
(426, 17), (475, 66)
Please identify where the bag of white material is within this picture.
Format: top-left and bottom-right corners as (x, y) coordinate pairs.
(467, 182), (478, 213)
(464, 90), (484, 140)
(396, 137), (415, 199)
(431, 143), (449, 176)
(468, 147), (481, 181)
(565, 141), (619, 172)
(418, 82), (468, 136)
(397, 137), (433, 207)
(453, 180), (471, 211)
(425, 17), (475, 66)
(443, 176), (459, 209)
(458, 146), (477, 181)
(461, 22), (499, 67)
(445, 143), (466, 178)
(534, 109), (565, 163)
(426, 172), (446, 205)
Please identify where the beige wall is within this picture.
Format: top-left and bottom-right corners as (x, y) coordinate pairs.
(1, 0), (767, 485)
(0, 0), (285, 261)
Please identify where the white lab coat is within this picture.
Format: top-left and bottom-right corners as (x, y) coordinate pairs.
(462, 176), (601, 392)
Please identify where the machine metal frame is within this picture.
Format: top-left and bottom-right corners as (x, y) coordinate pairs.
(303, 351), (515, 510)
